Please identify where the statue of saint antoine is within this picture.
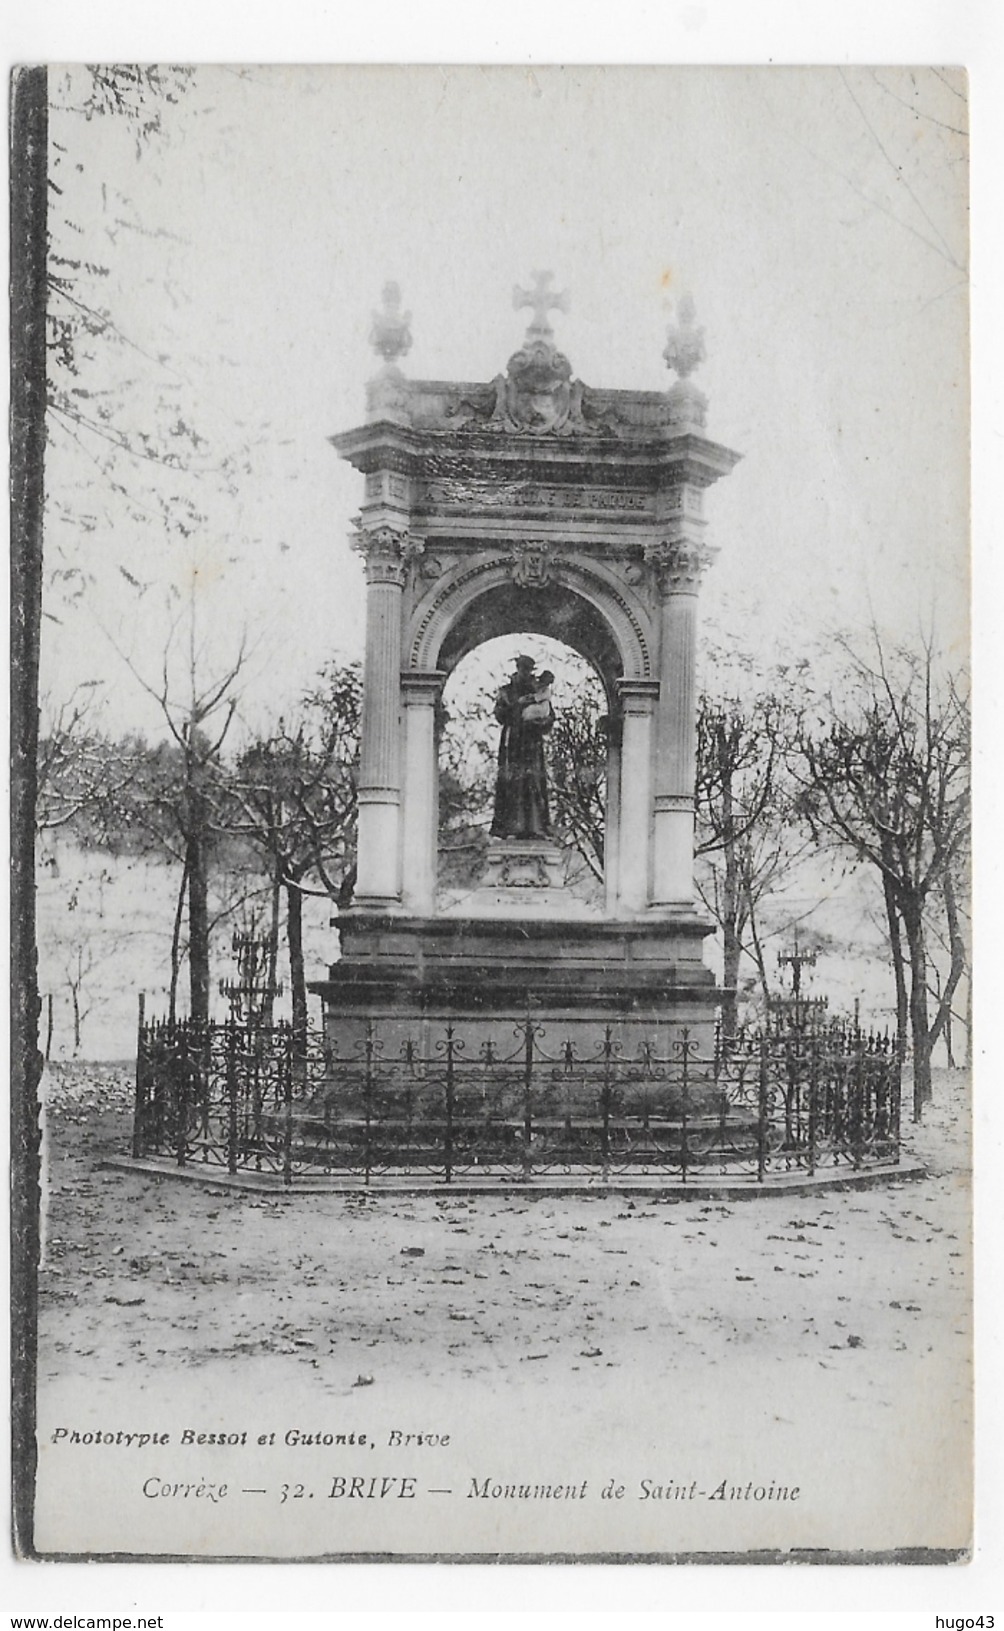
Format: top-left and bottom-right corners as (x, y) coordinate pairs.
(490, 655), (555, 840)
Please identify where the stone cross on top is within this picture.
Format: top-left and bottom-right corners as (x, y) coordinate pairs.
(513, 270), (569, 342)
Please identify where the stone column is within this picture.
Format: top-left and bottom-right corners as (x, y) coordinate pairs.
(400, 671), (446, 916)
(603, 713), (622, 916)
(648, 538), (713, 907)
(352, 526), (419, 906)
(615, 679), (660, 913)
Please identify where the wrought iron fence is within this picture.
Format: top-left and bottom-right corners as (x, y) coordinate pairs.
(132, 1011), (901, 1186)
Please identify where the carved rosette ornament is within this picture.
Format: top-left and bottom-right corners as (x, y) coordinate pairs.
(350, 521), (424, 586)
(643, 537), (717, 597)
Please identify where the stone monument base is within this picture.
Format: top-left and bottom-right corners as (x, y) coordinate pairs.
(311, 908), (721, 1061)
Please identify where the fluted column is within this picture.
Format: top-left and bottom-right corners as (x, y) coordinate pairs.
(352, 525), (421, 906)
(400, 671), (446, 916)
(615, 679), (660, 913)
(603, 714), (622, 916)
(648, 538), (714, 906)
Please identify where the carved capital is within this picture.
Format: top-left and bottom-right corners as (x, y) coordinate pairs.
(400, 669), (447, 707)
(616, 678), (660, 716)
(350, 521), (423, 586)
(643, 536), (717, 597)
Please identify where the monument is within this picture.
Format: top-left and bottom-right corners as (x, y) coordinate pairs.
(313, 274), (742, 1058)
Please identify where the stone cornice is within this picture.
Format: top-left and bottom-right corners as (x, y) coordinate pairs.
(332, 419), (741, 491)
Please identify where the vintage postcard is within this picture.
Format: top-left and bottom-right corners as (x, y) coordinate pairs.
(12, 63), (971, 1565)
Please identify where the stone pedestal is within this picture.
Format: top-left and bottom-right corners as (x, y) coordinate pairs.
(313, 908), (720, 1062)
(480, 837), (564, 891)
(442, 839), (596, 920)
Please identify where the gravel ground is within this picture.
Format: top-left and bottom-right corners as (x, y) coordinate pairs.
(31, 1061), (972, 1558)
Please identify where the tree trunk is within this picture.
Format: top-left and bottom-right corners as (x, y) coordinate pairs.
(10, 65), (47, 1558)
(928, 869), (967, 1068)
(943, 992), (954, 1069)
(902, 899), (932, 1118)
(745, 894), (772, 1021)
(168, 853), (190, 1025)
(720, 857), (741, 1041)
(70, 980), (81, 1055)
(286, 878), (308, 1081)
(717, 737), (741, 1039)
(187, 824), (210, 1026)
(881, 864), (909, 1065)
(337, 864), (357, 910)
(264, 860), (282, 1026)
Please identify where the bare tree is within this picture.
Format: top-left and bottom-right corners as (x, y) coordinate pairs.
(547, 688), (608, 884)
(118, 618), (247, 1026)
(793, 631), (970, 1116)
(225, 663), (361, 1051)
(922, 851), (971, 1068)
(35, 685), (153, 839)
(695, 687), (808, 1037)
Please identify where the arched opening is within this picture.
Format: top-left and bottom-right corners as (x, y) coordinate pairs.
(436, 582), (624, 705)
(399, 563), (653, 917)
(436, 634), (613, 911)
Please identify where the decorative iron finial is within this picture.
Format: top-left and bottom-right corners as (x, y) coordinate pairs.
(513, 270), (569, 342)
(369, 281), (412, 365)
(663, 292), (706, 380)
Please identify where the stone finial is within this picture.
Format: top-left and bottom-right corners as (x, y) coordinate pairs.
(366, 283), (413, 422)
(513, 270), (570, 343)
(369, 282), (412, 365)
(662, 292), (706, 380)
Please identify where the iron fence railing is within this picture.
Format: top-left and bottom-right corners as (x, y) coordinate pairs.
(132, 1012), (902, 1187)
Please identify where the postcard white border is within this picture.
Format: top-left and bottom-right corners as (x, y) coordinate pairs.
(4, 0), (1001, 1622)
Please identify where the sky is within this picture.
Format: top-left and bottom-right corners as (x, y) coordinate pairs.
(41, 63), (969, 743)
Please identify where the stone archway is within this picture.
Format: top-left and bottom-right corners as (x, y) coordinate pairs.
(408, 553), (652, 692)
(328, 281), (740, 916)
(400, 558), (656, 916)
